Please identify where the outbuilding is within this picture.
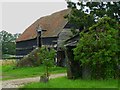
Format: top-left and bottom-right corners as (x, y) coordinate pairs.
(16, 9), (73, 66)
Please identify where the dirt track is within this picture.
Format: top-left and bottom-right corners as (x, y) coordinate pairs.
(2, 73), (66, 88)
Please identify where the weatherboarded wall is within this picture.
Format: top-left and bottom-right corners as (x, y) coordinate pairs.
(57, 28), (73, 66)
(16, 38), (37, 57)
(16, 37), (58, 58)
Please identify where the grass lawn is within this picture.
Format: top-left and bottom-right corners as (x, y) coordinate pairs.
(2, 65), (66, 80)
(21, 77), (119, 88)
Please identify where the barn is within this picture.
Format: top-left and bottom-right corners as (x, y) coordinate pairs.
(16, 9), (72, 65)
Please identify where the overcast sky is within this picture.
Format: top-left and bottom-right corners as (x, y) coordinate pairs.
(1, 1), (68, 34)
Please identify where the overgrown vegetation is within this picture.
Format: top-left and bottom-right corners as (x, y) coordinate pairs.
(73, 17), (119, 79)
(17, 47), (55, 68)
(21, 77), (118, 88)
(17, 48), (41, 67)
(65, 0), (120, 80)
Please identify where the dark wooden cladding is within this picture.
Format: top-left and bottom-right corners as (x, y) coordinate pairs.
(16, 48), (34, 56)
(16, 38), (37, 48)
(66, 46), (82, 79)
(42, 37), (57, 46)
(16, 37), (58, 59)
(57, 51), (66, 67)
(16, 38), (37, 58)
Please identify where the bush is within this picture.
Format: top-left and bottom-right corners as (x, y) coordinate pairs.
(73, 17), (119, 79)
(17, 48), (42, 67)
(17, 47), (56, 69)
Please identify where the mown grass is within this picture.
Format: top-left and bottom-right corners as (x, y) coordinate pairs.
(21, 77), (118, 88)
(2, 65), (66, 80)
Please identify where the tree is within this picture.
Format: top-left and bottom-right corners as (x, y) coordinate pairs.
(0, 30), (21, 55)
(66, 1), (120, 34)
(73, 17), (119, 79)
(38, 47), (56, 82)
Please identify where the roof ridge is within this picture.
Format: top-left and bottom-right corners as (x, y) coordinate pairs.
(16, 9), (71, 42)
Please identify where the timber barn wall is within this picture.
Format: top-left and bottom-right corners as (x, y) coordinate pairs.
(16, 37), (58, 58)
(16, 38), (37, 56)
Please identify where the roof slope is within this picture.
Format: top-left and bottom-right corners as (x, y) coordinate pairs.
(16, 9), (71, 42)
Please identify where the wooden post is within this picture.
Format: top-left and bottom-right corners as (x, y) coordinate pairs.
(37, 30), (41, 47)
(36, 25), (46, 48)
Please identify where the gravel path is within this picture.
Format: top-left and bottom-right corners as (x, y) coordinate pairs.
(2, 73), (66, 88)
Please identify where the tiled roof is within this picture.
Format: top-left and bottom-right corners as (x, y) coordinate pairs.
(16, 9), (71, 42)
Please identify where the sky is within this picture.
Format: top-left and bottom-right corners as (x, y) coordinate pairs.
(1, 0), (69, 34)
(1, 0), (119, 34)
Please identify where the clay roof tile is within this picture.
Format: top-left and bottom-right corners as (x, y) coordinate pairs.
(16, 9), (71, 42)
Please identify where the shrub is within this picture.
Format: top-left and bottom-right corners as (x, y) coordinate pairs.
(17, 48), (42, 67)
(73, 17), (119, 79)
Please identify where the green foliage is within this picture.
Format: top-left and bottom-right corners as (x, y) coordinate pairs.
(66, 1), (120, 34)
(38, 47), (56, 77)
(38, 47), (56, 67)
(17, 47), (56, 69)
(66, 1), (120, 79)
(17, 48), (42, 67)
(70, 27), (78, 35)
(73, 17), (119, 79)
(0, 30), (20, 56)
